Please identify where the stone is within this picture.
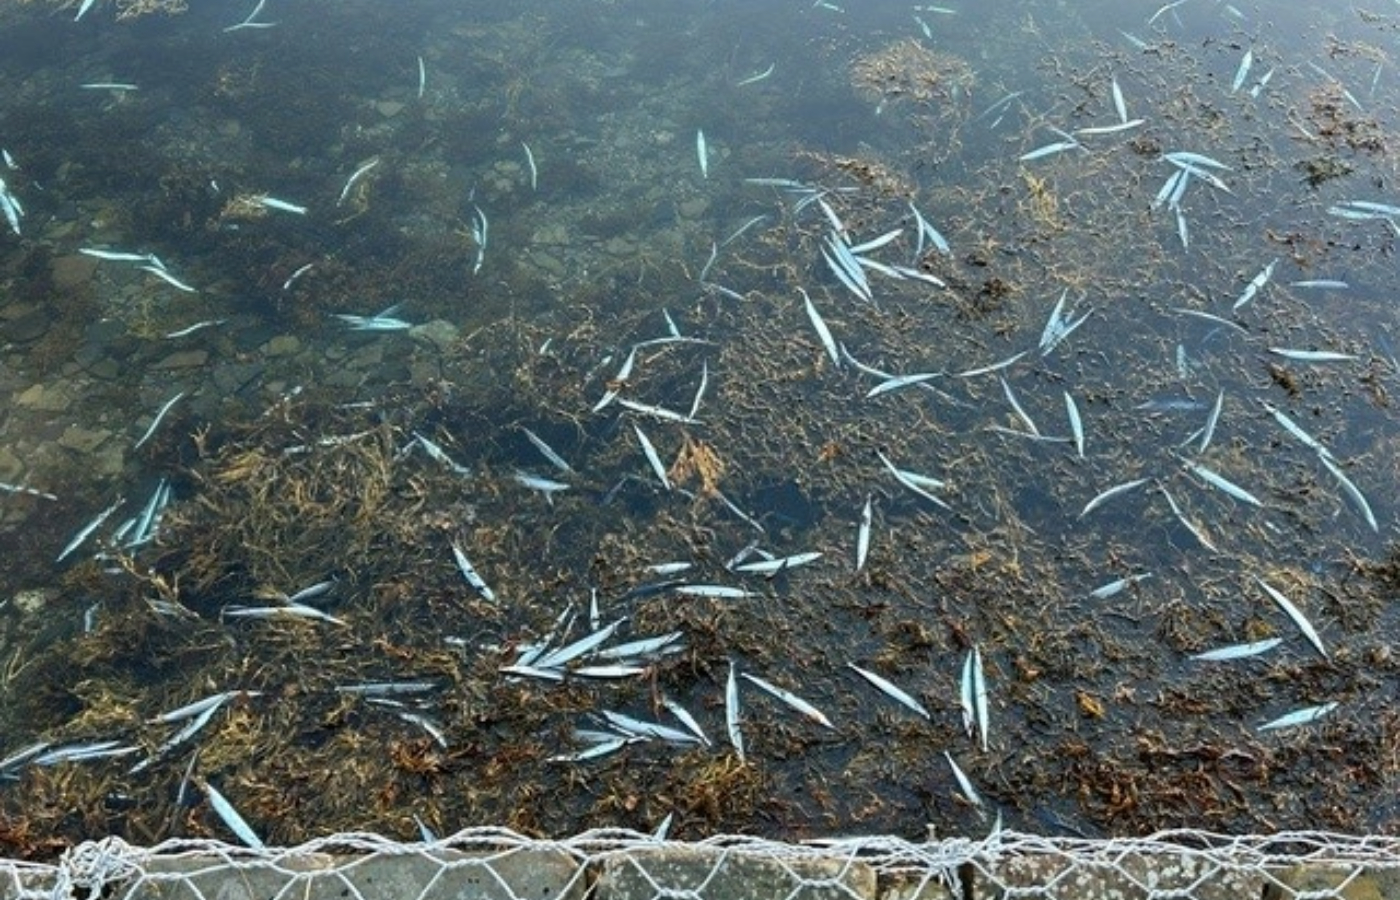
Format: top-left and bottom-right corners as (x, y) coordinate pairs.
(212, 362), (265, 396)
(13, 587), (57, 616)
(0, 446), (21, 481)
(14, 382), (75, 412)
(263, 334), (301, 357)
(90, 442), (126, 477)
(678, 196), (709, 219)
(529, 250), (567, 278)
(153, 349), (209, 369)
(0, 308), (50, 343)
(345, 342), (384, 370)
(86, 357), (122, 381)
(596, 847), (876, 900)
(57, 424), (112, 454)
(50, 253), (100, 291)
(409, 319), (459, 352)
(133, 848), (583, 900)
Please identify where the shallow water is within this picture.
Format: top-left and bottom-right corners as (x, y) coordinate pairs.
(0, 0), (1395, 854)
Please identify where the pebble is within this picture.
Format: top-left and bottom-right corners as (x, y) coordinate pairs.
(0, 308), (50, 343)
(154, 349), (209, 369)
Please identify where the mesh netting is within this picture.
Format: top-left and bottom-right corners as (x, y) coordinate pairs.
(12, 829), (1400, 900)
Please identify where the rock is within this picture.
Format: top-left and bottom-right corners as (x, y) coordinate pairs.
(346, 342), (384, 370)
(321, 367), (364, 389)
(529, 250), (567, 279)
(13, 588), (57, 616)
(604, 236), (634, 257)
(0, 308), (51, 343)
(263, 334), (301, 357)
(409, 319), (459, 352)
(678, 196), (709, 219)
(212, 362), (265, 396)
(90, 442), (126, 477)
(153, 349), (208, 369)
(14, 382), (75, 412)
(57, 424), (112, 454)
(0, 446), (20, 481)
(86, 357), (122, 381)
(50, 253), (100, 291)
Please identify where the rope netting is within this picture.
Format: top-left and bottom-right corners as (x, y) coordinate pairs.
(9, 829), (1399, 900)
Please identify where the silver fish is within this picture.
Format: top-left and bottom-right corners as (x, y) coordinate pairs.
(1191, 638), (1283, 662)
(450, 541), (496, 603)
(1256, 577), (1327, 659)
(740, 672), (835, 730)
(848, 663), (929, 720)
(1258, 701), (1338, 732)
(726, 661), (744, 762)
(1079, 477), (1149, 518)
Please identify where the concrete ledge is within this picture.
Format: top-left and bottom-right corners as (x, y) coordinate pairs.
(132, 848), (585, 900)
(1264, 864), (1400, 900)
(972, 851), (1261, 899)
(12, 836), (1400, 900)
(598, 847), (876, 900)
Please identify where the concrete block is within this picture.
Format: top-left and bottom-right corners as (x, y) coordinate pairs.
(973, 850), (1262, 899)
(879, 870), (957, 900)
(1265, 864), (1400, 900)
(596, 846), (876, 900)
(132, 847), (584, 900)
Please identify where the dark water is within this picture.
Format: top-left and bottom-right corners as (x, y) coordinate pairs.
(0, 0), (1395, 855)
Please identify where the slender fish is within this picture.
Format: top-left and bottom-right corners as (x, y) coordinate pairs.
(133, 391), (187, 450)
(1258, 701), (1338, 732)
(1320, 455), (1378, 532)
(848, 663), (929, 720)
(632, 423), (671, 491)
(799, 288), (840, 366)
(522, 427), (573, 474)
(1256, 577), (1327, 659)
(726, 662), (744, 762)
(200, 780), (265, 849)
(1191, 637), (1283, 662)
(735, 63), (775, 86)
(1079, 477), (1149, 518)
(257, 195), (307, 215)
(1064, 392), (1084, 458)
(855, 495), (872, 572)
(522, 142), (538, 191)
(336, 159), (380, 206)
(1185, 461), (1262, 507)
(451, 541), (496, 602)
(944, 752), (984, 808)
(57, 497), (124, 563)
(740, 672), (835, 730)
(1231, 48), (1254, 93)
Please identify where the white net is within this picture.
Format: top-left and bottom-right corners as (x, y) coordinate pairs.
(11, 829), (1400, 900)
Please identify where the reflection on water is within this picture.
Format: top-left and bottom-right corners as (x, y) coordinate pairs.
(0, 0), (1396, 854)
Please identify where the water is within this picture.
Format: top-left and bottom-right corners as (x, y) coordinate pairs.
(0, 0), (1395, 853)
